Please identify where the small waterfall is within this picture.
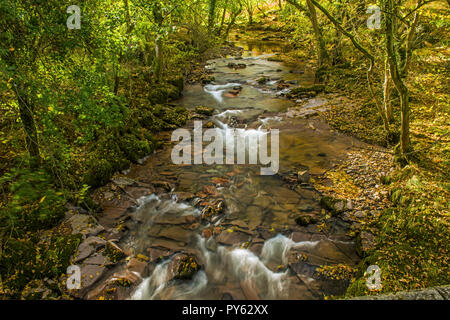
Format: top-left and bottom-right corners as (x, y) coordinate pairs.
(131, 259), (172, 300)
(260, 234), (320, 266)
(204, 83), (242, 103)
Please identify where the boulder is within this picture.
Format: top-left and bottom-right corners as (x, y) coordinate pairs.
(295, 214), (319, 227)
(297, 170), (310, 183)
(74, 236), (106, 263)
(195, 106), (215, 116)
(320, 196), (351, 216)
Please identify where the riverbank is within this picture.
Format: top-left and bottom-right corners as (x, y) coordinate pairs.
(250, 17), (449, 295)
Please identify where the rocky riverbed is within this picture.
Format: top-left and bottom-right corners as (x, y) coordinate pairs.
(63, 34), (396, 300)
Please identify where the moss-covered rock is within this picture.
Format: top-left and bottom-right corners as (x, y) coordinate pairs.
(288, 85), (326, 98)
(320, 196), (349, 216)
(175, 255), (201, 280)
(195, 105), (215, 116)
(295, 214), (319, 226)
(148, 83), (181, 104)
(105, 241), (126, 263)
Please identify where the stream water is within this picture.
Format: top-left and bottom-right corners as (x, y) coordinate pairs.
(118, 39), (362, 300)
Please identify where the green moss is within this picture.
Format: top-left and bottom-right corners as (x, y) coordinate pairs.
(83, 157), (114, 188)
(175, 256), (200, 280)
(0, 234), (81, 299)
(288, 85), (326, 98)
(194, 105), (215, 116)
(148, 83), (181, 104)
(104, 242), (126, 263)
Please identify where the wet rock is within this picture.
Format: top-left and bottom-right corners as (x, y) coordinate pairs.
(222, 293), (234, 300)
(356, 231), (376, 257)
(147, 246), (174, 262)
(195, 106), (215, 116)
(126, 258), (148, 277)
(257, 77), (269, 85)
(227, 62), (246, 69)
(79, 264), (108, 293)
(252, 194), (272, 208)
(167, 254), (201, 281)
(320, 196), (351, 216)
(297, 170), (310, 183)
(83, 253), (111, 266)
(298, 203), (315, 212)
(74, 236), (106, 263)
(202, 228), (213, 239)
(109, 269), (142, 287)
(67, 214), (104, 237)
(268, 186), (300, 204)
(152, 181), (172, 191)
(287, 85), (325, 99)
(216, 230), (251, 246)
(249, 243), (264, 256)
(105, 240), (127, 263)
(112, 177), (137, 187)
(289, 261), (318, 279)
(247, 206), (264, 230)
(149, 225), (192, 243)
(240, 279), (261, 300)
(295, 214), (319, 227)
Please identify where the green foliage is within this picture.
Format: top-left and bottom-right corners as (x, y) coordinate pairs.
(0, 168), (66, 234)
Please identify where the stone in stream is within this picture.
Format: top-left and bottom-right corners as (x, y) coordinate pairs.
(148, 225), (192, 244)
(165, 254), (201, 281)
(267, 186), (300, 204)
(240, 279), (261, 300)
(320, 196), (352, 216)
(295, 214), (319, 227)
(126, 257), (148, 277)
(246, 206), (264, 230)
(147, 246), (175, 262)
(227, 62), (247, 69)
(195, 105), (215, 116)
(216, 230), (251, 246)
(297, 170), (310, 183)
(252, 194), (273, 208)
(105, 240), (127, 263)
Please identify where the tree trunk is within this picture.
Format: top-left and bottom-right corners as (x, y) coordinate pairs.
(154, 35), (163, 83)
(219, 2), (228, 35)
(224, 5), (242, 39)
(287, 0), (329, 69)
(15, 86), (41, 167)
(385, 0), (410, 154)
(383, 58), (393, 122)
(247, 8), (253, 25)
(402, 0), (421, 76)
(308, 0), (390, 132)
(208, 0), (217, 29)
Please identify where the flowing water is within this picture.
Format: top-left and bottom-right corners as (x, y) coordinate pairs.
(117, 38), (362, 300)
